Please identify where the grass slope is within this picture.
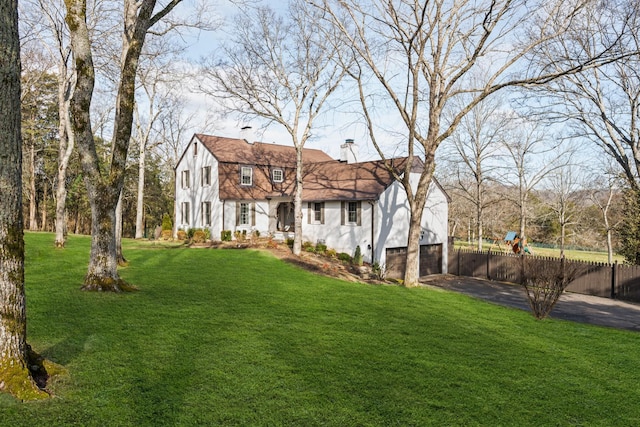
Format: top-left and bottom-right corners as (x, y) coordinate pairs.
(1, 233), (639, 426)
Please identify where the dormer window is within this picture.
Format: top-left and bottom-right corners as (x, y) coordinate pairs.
(240, 166), (253, 186)
(272, 169), (283, 183)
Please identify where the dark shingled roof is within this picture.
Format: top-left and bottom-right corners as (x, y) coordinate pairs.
(194, 134), (423, 202)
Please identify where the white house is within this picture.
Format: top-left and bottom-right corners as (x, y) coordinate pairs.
(174, 133), (449, 278)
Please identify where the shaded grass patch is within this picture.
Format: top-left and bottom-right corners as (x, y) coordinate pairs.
(1, 232), (639, 425)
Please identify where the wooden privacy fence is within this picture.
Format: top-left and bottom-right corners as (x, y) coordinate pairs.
(448, 249), (640, 303)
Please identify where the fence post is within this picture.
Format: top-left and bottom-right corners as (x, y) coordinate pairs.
(611, 261), (617, 299)
(486, 250), (491, 280)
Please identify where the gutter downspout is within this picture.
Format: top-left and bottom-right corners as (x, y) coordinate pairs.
(369, 200), (375, 263)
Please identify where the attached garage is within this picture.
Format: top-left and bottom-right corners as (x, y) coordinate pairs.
(385, 247), (408, 279)
(419, 243), (443, 276)
(385, 244), (443, 279)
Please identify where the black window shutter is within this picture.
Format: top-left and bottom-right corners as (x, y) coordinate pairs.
(357, 201), (362, 226)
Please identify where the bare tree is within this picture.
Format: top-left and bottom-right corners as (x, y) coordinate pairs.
(64, 0), (185, 291)
(0, 0), (48, 400)
(531, 0), (640, 191)
(542, 153), (585, 257)
(501, 121), (564, 241)
(199, 0), (346, 256)
(133, 38), (183, 239)
(442, 93), (509, 251)
(588, 163), (623, 263)
(313, 0), (633, 286)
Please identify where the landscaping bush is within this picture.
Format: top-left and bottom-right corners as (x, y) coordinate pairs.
(192, 230), (207, 243)
(353, 245), (363, 266)
(302, 241), (315, 252)
(337, 252), (352, 263)
(286, 238), (295, 248)
(176, 230), (187, 240)
(221, 230), (232, 241)
(161, 230), (173, 240)
(315, 242), (327, 254)
(325, 248), (337, 258)
(161, 213), (173, 231)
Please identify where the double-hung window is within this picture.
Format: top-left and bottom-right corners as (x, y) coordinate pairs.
(240, 166), (253, 186)
(308, 202), (325, 224)
(181, 170), (190, 189)
(181, 202), (190, 225)
(341, 201), (361, 226)
(236, 202), (255, 226)
(272, 169), (283, 183)
(202, 201), (211, 226)
(202, 166), (211, 186)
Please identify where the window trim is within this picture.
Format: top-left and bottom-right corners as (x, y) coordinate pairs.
(341, 201), (361, 226)
(181, 201), (190, 225)
(201, 165), (211, 187)
(240, 166), (253, 186)
(181, 170), (190, 189)
(272, 168), (284, 183)
(307, 202), (325, 224)
(202, 201), (211, 226)
(236, 201), (256, 226)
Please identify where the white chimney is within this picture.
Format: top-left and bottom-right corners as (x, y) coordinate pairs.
(340, 138), (359, 163)
(240, 126), (255, 144)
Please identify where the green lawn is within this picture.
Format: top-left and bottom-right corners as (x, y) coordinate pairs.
(2, 232), (639, 426)
(454, 240), (625, 263)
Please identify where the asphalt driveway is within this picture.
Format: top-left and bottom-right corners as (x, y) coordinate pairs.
(421, 275), (640, 332)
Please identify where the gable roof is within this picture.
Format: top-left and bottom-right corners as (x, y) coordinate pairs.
(188, 133), (429, 202)
(195, 134), (333, 165)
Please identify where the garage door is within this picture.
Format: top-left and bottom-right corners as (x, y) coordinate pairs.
(420, 244), (443, 276)
(385, 247), (407, 279)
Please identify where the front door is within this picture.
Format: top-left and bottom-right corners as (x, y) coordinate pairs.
(276, 202), (295, 232)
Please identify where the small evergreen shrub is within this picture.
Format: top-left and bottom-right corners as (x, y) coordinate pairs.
(325, 248), (337, 258)
(354, 245), (363, 266)
(161, 214), (172, 231)
(187, 228), (196, 239)
(221, 230), (232, 241)
(337, 252), (352, 263)
(315, 243), (327, 254)
(286, 238), (295, 248)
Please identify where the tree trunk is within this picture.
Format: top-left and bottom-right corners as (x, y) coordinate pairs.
(404, 211), (423, 287)
(40, 180), (48, 231)
(116, 190), (127, 266)
(54, 72), (74, 248)
(82, 186), (132, 291)
(293, 147), (303, 256)
(28, 144), (38, 231)
(135, 143), (145, 239)
(0, 0), (47, 399)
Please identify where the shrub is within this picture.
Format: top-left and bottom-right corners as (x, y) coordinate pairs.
(286, 238), (295, 248)
(176, 230), (187, 240)
(161, 214), (173, 231)
(302, 241), (315, 252)
(337, 252), (352, 263)
(221, 230), (232, 242)
(192, 230), (207, 243)
(353, 245), (363, 266)
(162, 230), (173, 240)
(187, 228), (196, 239)
(315, 242), (327, 254)
(325, 248), (337, 258)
